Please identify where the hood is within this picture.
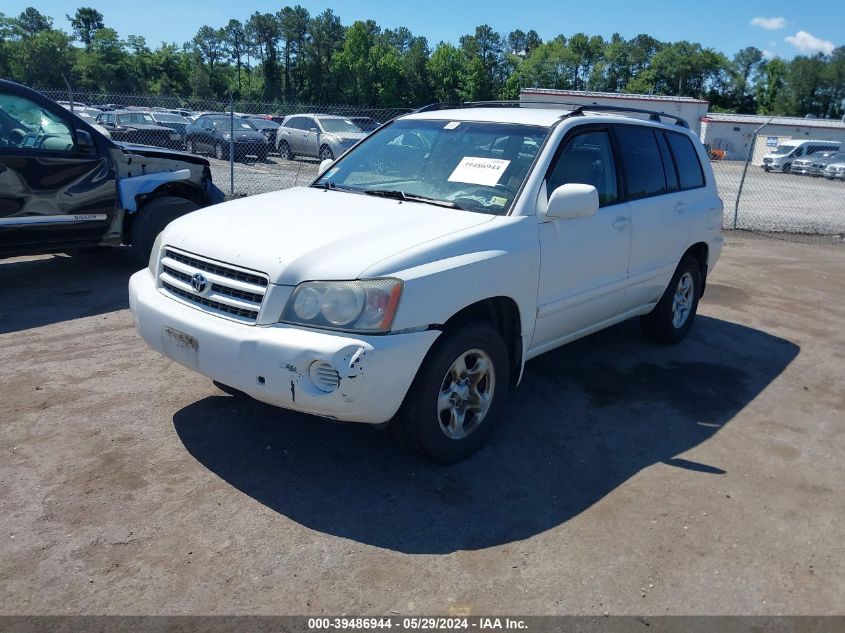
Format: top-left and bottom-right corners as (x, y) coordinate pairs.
(161, 186), (495, 285)
(116, 142), (209, 166)
(120, 123), (173, 132)
(326, 132), (368, 144)
(226, 130), (266, 141)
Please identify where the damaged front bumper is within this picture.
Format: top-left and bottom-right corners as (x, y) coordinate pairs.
(128, 270), (440, 423)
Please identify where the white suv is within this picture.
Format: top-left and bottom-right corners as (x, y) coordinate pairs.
(129, 102), (724, 463)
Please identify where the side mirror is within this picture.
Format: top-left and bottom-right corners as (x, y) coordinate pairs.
(310, 127), (319, 133)
(319, 158), (334, 175)
(545, 183), (599, 220)
(75, 129), (96, 154)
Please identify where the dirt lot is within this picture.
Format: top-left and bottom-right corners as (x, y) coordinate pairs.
(1, 234), (844, 615)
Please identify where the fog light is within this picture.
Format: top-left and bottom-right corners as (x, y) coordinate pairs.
(309, 361), (339, 393)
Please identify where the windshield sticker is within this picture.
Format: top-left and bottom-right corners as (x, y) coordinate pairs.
(448, 157), (511, 186)
(490, 196), (508, 207)
(444, 121), (460, 129)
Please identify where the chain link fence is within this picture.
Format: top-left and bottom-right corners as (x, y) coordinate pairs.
(41, 89), (845, 244)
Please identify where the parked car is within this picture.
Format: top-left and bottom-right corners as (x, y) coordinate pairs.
(809, 151), (845, 177)
(348, 116), (381, 132)
(275, 114), (367, 161)
(245, 117), (280, 146)
(66, 107), (112, 138)
(129, 102), (723, 463)
(96, 110), (183, 149)
(184, 114), (269, 161)
(762, 140), (841, 173)
(823, 157), (845, 180)
(0, 80), (223, 262)
(791, 150), (839, 176)
(149, 111), (192, 146)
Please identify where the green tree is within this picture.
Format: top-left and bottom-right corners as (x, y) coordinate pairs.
(278, 5), (310, 101)
(427, 42), (463, 102)
(303, 9), (344, 102)
(246, 12), (282, 101)
(67, 7), (104, 49)
(16, 7), (52, 37)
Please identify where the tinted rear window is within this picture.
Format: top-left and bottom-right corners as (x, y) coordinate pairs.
(666, 132), (705, 189)
(614, 126), (666, 200)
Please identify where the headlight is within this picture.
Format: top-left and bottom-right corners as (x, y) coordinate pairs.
(282, 279), (403, 332)
(148, 233), (163, 276)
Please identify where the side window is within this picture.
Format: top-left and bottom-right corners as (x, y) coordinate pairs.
(547, 130), (618, 207)
(614, 125), (666, 200)
(665, 132), (705, 190)
(655, 132), (679, 192)
(0, 92), (75, 152)
(286, 117), (302, 130)
(794, 148), (804, 157)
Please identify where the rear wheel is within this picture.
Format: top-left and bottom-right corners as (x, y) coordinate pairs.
(214, 142), (226, 161)
(391, 322), (509, 463)
(185, 139), (196, 154)
(130, 196), (200, 264)
(640, 255), (702, 344)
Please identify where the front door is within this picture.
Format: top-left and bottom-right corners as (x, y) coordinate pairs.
(0, 87), (116, 253)
(532, 128), (632, 351)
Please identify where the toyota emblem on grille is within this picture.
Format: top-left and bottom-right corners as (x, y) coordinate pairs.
(191, 273), (208, 294)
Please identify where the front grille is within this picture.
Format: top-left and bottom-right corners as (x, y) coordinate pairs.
(158, 248), (269, 324)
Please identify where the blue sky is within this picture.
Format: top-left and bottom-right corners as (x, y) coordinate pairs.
(5, 0), (842, 59)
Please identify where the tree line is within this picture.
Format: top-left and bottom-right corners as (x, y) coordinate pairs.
(1, 6), (843, 117)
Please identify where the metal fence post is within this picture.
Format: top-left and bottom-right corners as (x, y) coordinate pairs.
(229, 92), (234, 196)
(734, 118), (773, 230)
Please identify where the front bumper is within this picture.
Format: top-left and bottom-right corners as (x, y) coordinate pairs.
(129, 270), (440, 423)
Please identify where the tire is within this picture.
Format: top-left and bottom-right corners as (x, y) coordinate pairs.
(278, 141), (293, 161)
(319, 145), (334, 161)
(185, 139), (196, 154)
(782, 162), (791, 173)
(640, 255), (702, 344)
(214, 142), (226, 161)
(130, 196), (200, 264)
(391, 322), (510, 464)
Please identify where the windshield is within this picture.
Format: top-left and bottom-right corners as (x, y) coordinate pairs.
(154, 113), (188, 123)
(313, 119), (548, 215)
(249, 118), (279, 129)
(771, 145), (796, 155)
(319, 118), (363, 135)
(118, 112), (155, 125)
(210, 118), (254, 130)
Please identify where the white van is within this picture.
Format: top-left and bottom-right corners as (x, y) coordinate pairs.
(762, 139), (841, 173)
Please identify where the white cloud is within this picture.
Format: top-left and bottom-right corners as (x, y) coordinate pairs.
(750, 17), (786, 30)
(785, 30), (835, 55)
(762, 50), (776, 59)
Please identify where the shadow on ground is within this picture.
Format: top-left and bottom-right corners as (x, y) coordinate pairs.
(0, 249), (139, 334)
(173, 315), (798, 554)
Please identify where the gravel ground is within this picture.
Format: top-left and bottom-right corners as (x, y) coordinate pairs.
(205, 155), (845, 235)
(1, 234), (844, 615)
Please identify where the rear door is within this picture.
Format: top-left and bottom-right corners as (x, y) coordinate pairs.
(617, 124), (702, 308)
(0, 85), (117, 254)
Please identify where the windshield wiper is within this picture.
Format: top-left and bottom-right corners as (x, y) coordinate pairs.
(310, 181), (360, 193)
(362, 189), (461, 210)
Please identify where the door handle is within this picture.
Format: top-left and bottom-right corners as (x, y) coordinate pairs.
(675, 201), (687, 213)
(612, 217), (631, 229)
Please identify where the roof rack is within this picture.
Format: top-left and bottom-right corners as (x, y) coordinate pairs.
(415, 100), (690, 128)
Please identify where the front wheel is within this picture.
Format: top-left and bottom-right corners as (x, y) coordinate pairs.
(391, 323), (509, 463)
(319, 145), (334, 161)
(278, 141), (293, 161)
(130, 196), (200, 264)
(185, 138), (196, 154)
(640, 255), (702, 344)
(214, 142), (226, 161)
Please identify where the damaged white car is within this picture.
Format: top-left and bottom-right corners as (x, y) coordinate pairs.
(129, 102), (723, 462)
